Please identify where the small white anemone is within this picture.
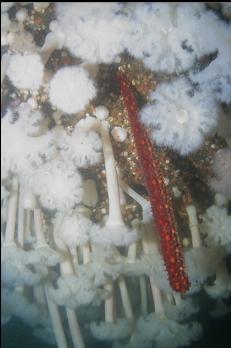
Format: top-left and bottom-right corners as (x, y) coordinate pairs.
(58, 125), (102, 168)
(33, 158), (83, 211)
(6, 53), (44, 90)
(1, 109), (56, 177)
(137, 313), (202, 348)
(201, 205), (231, 251)
(94, 106), (109, 120)
(90, 319), (132, 341)
(111, 127), (127, 143)
(55, 3), (129, 64)
(185, 246), (225, 294)
(209, 149), (231, 198)
(126, 3), (208, 74)
(140, 77), (219, 155)
(48, 272), (106, 308)
(90, 224), (139, 247)
(49, 66), (96, 114)
(1, 244), (41, 287)
(53, 210), (92, 248)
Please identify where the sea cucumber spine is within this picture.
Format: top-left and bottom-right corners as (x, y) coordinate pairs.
(117, 70), (190, 293)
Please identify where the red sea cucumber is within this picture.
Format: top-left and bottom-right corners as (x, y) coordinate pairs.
(117, 70), (190, 293)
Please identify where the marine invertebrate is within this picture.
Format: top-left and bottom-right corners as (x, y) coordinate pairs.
(204, 261), (231, 300)
(40, 20), (65, 64)
(55, 2), (129, 64)
(49, 66), (96, 114)
(126, 3), (206, 74)
(33, 158), (83, 211)
(209, 148), (231, 198)
(58, 123), (102, 168)
(90, 319), (132, 341)
(2, 3), (231, 348)
(140, 77), (219, 156)
(54, 209), (92, 248)
(6, 53), (44, 90)
(136, 314), (202, 348)
(189, 17), (231, 104)
(1, 108), (56, 178)
(117, 70), (190, 293)
(185, 246), (224, 294)
(201, 204), (231, 252)
(94, 105), (109, 120)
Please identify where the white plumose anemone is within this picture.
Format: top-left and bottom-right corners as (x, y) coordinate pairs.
(137, 314), (202, 348)
(90, 224), (138, 247)
(126, 3), (208, 74)
(49, 66), (96, 114)
(1, 245), (41, 287)
(185, 246), (225, 294)
(33, 158), (83, 211)
(58, 125), (102, 168)
(1, 109), (56, 178)
(189, 16), (231, 104)
(201, 205), (231, 251)
(48, 272), (105, 308)
(55, 3), (129, 64)
(90, 319), (132, 340)
(209, 149), (231, 197)
(6, 54), (44, 90)
(140, 77), (218, 155)
(54, 210), (92, 248)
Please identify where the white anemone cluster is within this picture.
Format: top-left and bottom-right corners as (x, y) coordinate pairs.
(55, 2), (130, 64)
(127, 3), (211, 74)
(15, 102), (44, 136)
(164, 298), (199, 322)
(136, 313), (202, 348)
(48, 272), (106, 308)
(90, 224), (139, 247)
(209, 149), (231, 198)
(189, 17), (231, 104)
(49, 66), (97, 114)
(53, 210), (92, 248)
(201, 205), (231, 252)
(83, 245), (123, 286)
(6, 54), (44, 90)
(26, 246), (60, 270)
(2, 3), (231, 348)
(90, 319), (132, 340)
(140, 77), (219, 155)
(33, 158), (83, 211)
(58, 124), (102, 168)
(1, 245), (41, 287)
(1, 109), (56, 178)
(185, 246), (225, 294)
(122, 242), (171, 293)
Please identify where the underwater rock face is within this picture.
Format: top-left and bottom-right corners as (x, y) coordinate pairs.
(1, 3), (231, 348)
